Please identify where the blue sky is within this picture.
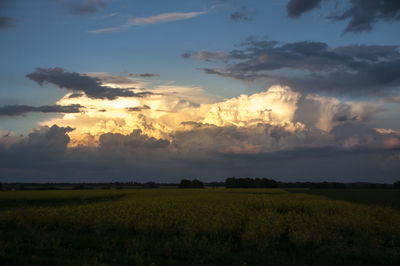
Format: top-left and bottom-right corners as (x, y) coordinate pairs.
(0, 0), (400, 182)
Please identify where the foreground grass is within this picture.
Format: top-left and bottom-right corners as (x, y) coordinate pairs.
(0, 189), (399, 265)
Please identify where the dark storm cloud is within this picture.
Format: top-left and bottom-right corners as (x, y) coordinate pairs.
(279, 59), (400, 96)
(0, 125), (73, 160)
(26, 67), (154, 100)
(99, 130), (170, 151)
(67, 0), (105, 16)
(0, 104), (84, 116)
(186, 39), (400, 96)
(287, 0), (400, 32)
(231, 7), (252, 22)
(286, 0), (322, 18)
(1, 123), (399, 182)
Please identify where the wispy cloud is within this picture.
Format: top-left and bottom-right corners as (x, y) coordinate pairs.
(89, 11), (206, 33)
(128, 11), (205, 25)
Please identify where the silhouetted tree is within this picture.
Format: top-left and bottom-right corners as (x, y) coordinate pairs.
(179, 179), (204, 188)
(225, 177), (278, 188)
(394, 181), (400, 189)
(143, 182), (159, 188)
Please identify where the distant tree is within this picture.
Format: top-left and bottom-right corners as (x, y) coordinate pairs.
(143, 182), (159, 188)
(191, 179), (204, 188)
(179, 179), (204, 188)
(394, 181), (400, 189)
(0, 182), (3, 191)
(225, 177), (278, 188)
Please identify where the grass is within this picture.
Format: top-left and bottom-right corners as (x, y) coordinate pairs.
(0, 188), (399, 265)
(286, 188), (400, 210)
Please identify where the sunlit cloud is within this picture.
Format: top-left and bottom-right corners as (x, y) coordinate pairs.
(89, 11), (206, 33)
(35, 81), (383, 151)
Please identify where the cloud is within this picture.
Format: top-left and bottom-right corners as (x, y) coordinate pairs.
(181, 50), (228, 61)
(129, 11), (205, 25)
(1, 85), (399, 182)
(0, 0), (18, 29)
(185, 38), (400, 97)
(286, 0), (400, 32)
(0, 16), (17, 29)
(126, 105), (151, 112)
(85, 72), (142, 88)
(128, 73), (160, 78)
(39, 85), (381, 150)
(67, 0), (105, 16)
(89, 11), (206, 33)
(26, 67), (154, 100)
(286, 0), (322, 18)
(230, 7), (252, 22)
(331, 0), (400, 32)
(1, 121), (399, 182)
(0, 104), (84, 116)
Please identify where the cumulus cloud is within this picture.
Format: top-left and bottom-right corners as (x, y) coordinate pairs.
(1, 80), (398, 182)
(35, 84), (382, 152)
(286, 0), (400, 32)
(26, 67), (153, 100)
(1, 121), (399, 182)
(0, 104), (84, 116)
(89, 11), (205, 33)
(185, 38), (400, 97)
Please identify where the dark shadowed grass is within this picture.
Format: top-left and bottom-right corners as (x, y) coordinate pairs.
(0, 190), (126, 210)
(287, 189), (400, 210)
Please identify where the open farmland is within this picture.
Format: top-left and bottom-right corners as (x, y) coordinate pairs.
(0, 189), (399, 266)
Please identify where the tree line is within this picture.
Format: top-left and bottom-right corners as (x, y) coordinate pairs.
(1, 179), (400, 190)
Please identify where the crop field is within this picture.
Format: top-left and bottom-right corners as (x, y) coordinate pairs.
(0, 189), (399, 266)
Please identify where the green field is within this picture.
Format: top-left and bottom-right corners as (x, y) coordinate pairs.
(0, 189), (399, 266)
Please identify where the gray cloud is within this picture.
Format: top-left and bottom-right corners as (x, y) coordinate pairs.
(181, 50), (228, 62)
(128, 73), (160, 78)
(231, 7), (252, 22)
(26, 67), (153, 100)
(287, 0), (400, 32)
(126, 105), (151, 112)
(186, 39), (400, 97)
(0, 16), (17, 29)
(1, 123), (399, 182)
(286, 0), (322, 18)
(0, 0), (18, 29)
(68, 0), (105, 16)
(0, 104), (84, 116)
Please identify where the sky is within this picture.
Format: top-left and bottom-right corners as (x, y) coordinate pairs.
(0, 0), (400, 183)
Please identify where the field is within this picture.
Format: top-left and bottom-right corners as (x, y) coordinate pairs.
(0, 189), (399, 266)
